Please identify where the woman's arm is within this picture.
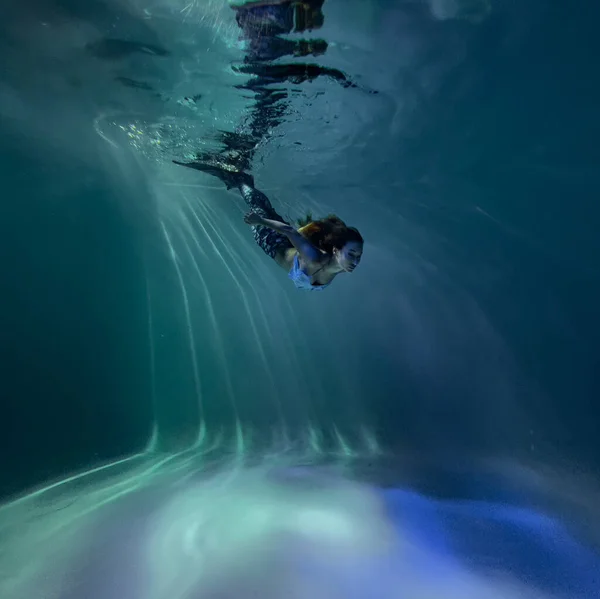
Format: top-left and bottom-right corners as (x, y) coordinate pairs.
(245, 213), (322, 263)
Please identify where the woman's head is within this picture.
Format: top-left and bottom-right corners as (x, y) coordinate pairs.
(298, 215), (364, 272)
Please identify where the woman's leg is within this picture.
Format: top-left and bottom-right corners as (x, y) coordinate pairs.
(238, 182), (292, 259)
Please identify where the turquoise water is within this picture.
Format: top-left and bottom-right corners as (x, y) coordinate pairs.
(1, 0), (599, 597)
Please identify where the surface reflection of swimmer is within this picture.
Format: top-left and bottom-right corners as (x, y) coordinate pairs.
(243, 35), (328, 63)
(231, 0), (325, 37)
(230, 0), (361, 89)
(174, 159), (363, 291)
(232, 0), (327, 62)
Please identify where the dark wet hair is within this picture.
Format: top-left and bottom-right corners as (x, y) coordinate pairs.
(297, 214), (363, 254)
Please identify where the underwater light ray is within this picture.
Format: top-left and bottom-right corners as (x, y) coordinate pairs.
(175, 223), (241, 421)
(192, 198), (315, 401)
(274, 294), (332, 421)
(332, 426), (358, 459)
(0, 450), (194, 554)
(143, 257), (161, 452)
(211, 212), (282, 345)
(187, 195), (286, 352)
(0, 452), (146, 517)
(172, 203), (210, 260)
(183, 194), (287, 424)
(159, 219), (205, 438)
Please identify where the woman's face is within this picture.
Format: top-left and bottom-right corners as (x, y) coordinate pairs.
(335, 241), (363, 273)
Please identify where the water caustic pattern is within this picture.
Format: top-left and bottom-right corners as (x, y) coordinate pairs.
(1, 450), (599, 599)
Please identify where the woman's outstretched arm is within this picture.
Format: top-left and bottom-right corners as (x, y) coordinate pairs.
(244, 213), (322, 262)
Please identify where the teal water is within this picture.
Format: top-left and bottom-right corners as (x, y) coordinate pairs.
(1, 1), (599, 597)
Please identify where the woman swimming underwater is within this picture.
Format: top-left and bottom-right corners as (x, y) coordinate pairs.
(174, 160), (363, 291)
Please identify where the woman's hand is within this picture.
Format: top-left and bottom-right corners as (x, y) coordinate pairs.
(244, 211), (264, 226)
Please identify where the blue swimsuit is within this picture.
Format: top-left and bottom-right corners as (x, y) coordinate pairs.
(288, 254), (330, 291)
